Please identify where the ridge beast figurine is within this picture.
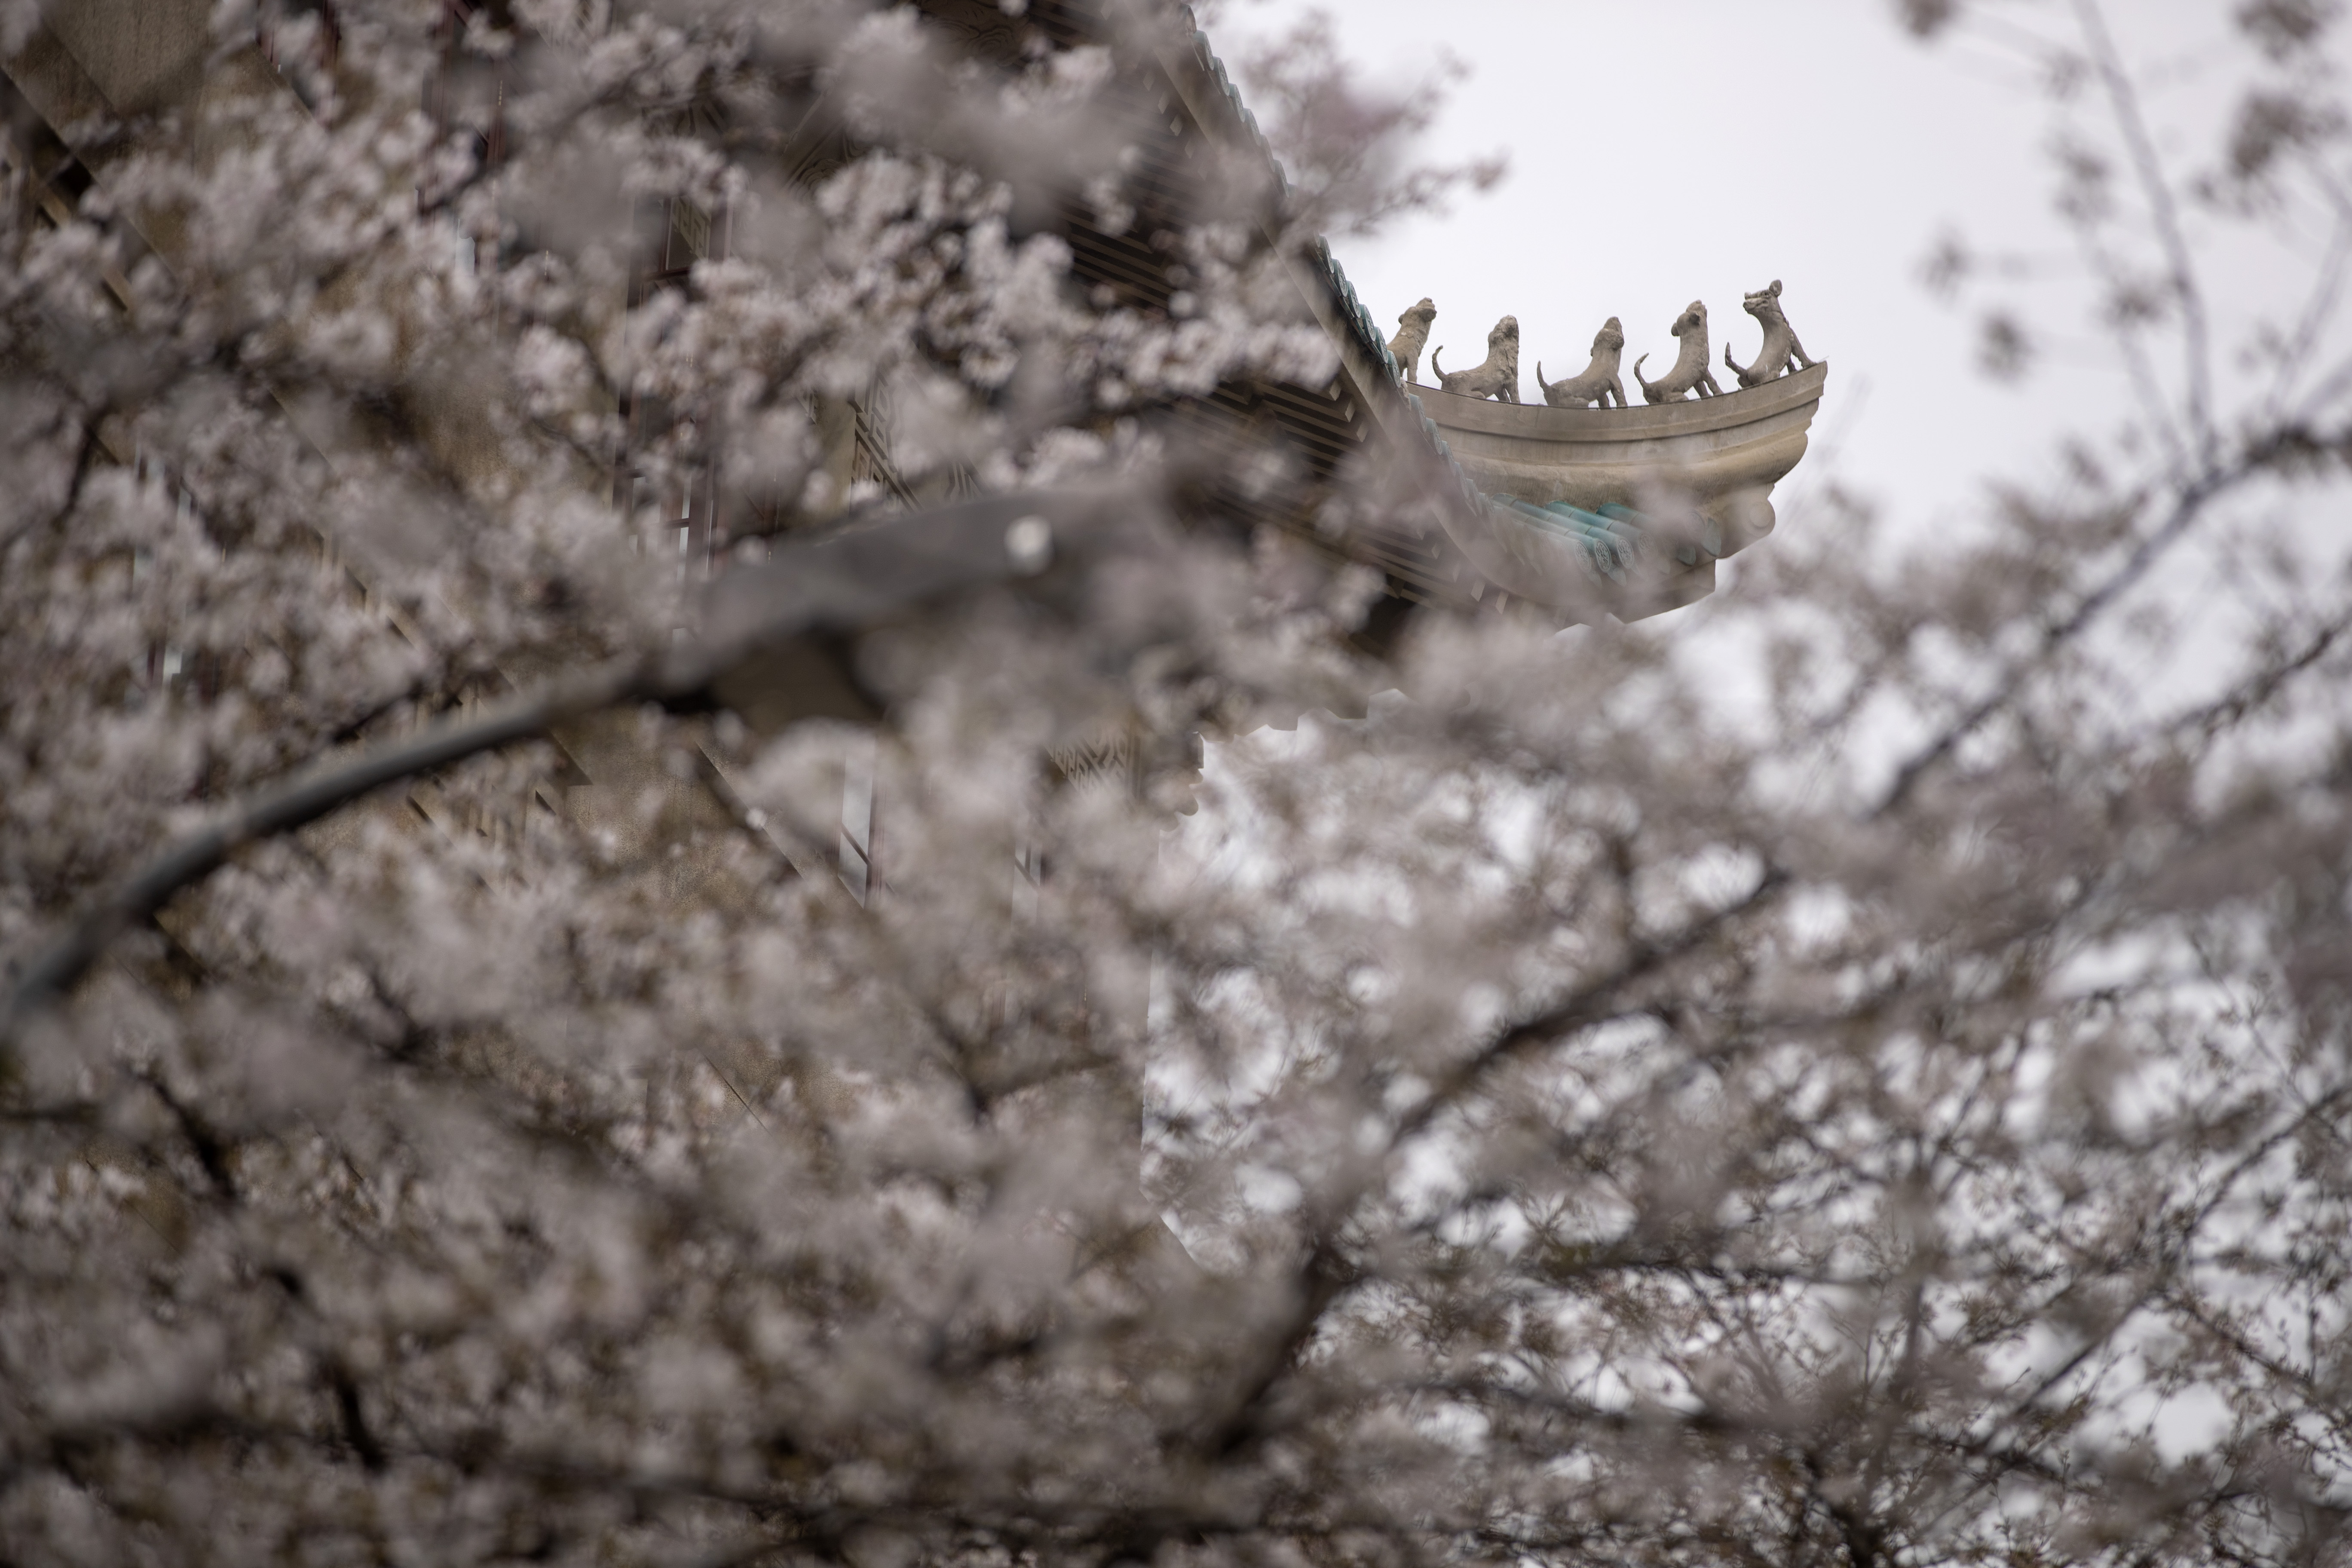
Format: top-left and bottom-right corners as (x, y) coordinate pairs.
(1535, 315), (1629, 409)
(1634, 300), (1724, 404)
(1431, 314), (1522, 403)
(1724, 279), (1816, 388)
(1387, 297), (1437, 384)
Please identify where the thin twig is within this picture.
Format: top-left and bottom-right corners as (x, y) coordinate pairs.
(2169, 612), (2347, 744)
(2074, 0), (2214, 465)
(1871, 466), (2233, 818)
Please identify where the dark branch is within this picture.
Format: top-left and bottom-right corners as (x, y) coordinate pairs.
(1873, 467), (2231, 816)
(1, 488), (1110, 1046)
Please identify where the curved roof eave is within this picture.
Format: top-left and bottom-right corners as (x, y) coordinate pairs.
(1159, 3), (1828, 625)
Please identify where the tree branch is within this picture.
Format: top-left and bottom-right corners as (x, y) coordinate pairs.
(1189, 862), (1788, 1461)
(1873, 464), (2236, 816)
(2074, 0), (2214, 465)
(1, 488), (1106, 1046)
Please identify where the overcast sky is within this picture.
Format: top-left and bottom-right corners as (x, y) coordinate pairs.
(1200, 0), (2331, 560)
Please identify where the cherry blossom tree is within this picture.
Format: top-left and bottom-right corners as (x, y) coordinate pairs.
(3, 3), (2351, 1566)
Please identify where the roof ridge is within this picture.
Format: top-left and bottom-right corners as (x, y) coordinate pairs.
(1173, 3), (1676, 605)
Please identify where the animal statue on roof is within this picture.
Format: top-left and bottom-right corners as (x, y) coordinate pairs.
(1634, 300), (1724, 404)
(1536, 316), (1629, 409)
(1388, 297), (1437, 383)
(1432, 314), (1521, 403)
(1724, 279), (1816, 388)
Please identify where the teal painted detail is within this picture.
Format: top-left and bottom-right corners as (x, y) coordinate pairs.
(1490, 496), (1649, 584)
(1555, 503), (1635, 539)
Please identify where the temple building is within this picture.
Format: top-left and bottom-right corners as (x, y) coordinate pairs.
(909, 3), (1826, 638)
(4, 0), (1822, 622)
(4, 0), (1824, 882)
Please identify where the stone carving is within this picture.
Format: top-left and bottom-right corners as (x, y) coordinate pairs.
(1634, 300), (1723, 404)
(1388, 297), (1436, 384)
(1431, 314), (1521, 403)
(1535, 316), (1628, 409)
(1723, 279), (1816, 388)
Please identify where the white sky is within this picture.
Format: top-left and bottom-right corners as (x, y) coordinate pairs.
(1200, 0), (2342, 557)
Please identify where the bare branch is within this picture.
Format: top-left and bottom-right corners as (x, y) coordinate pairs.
(2074, 0), (2217, 465)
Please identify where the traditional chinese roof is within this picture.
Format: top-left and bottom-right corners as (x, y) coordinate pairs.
(7, 0), (1822, 631)
(971, 0), (1830, 627)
